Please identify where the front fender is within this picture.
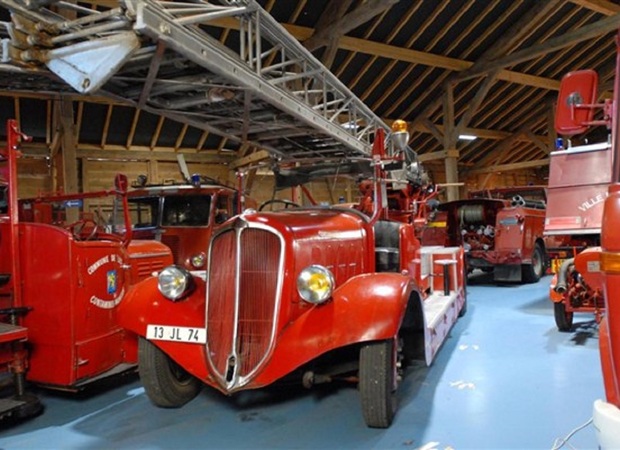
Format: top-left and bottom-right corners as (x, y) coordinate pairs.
(118, 276), (206, 334)
(254, 272), (415, 384)
(118, 276), (210, 381)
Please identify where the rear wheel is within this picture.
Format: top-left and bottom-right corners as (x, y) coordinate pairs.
(554, 301), (574, 332)
(359, 339), (398, 428)
(138, 337), (201, 407)
(523, 243), (545, 283)
(459, 264), (468, 317)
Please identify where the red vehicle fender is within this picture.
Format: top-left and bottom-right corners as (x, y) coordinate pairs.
(253, 272), (417, 385)
(574, 246), (604, 292)
(599, 318), (620, 406)
(549, 273), (563, 303)
(118, 276), (211, 379)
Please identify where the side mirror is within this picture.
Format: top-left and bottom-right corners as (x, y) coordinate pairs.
(555, 69), (598, 136)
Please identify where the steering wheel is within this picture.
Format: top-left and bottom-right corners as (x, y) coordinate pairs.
(258, 199), (301, 211)
(65, 219), (99, 241)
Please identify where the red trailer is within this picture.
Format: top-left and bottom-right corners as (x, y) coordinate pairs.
(119, 123), (467, 428)
(0, 120), (173, 403)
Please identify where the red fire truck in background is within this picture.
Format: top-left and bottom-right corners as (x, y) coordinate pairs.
(545, 69), (610, 331)
(126, 180), (254, 271)
(552, 33), (620, 447)
(119, 123), (467, 429)
(0, 120), (173, 420)
(421, 186), (548, 284)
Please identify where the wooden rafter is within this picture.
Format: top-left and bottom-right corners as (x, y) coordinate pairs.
(303, 0), (396, 52)
(344, 3), (420, 90)
(568, 0), (620, 15)
(457, 13), (620, 82)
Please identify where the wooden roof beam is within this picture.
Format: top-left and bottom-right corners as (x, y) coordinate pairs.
(211, 18), (559, 91)
(456, 13), (620, 82)
(568, 0), (620, 15)
(466, 158), (550, 175)
(303, 0), (398, 52)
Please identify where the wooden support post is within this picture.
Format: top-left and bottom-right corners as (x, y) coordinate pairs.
(59, 99), (78, 194)
(58, 97), (79, 221)
(443, 84), (460, 201)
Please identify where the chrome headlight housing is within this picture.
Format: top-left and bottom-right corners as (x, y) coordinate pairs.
(189, 252), (206, 269)
(297, 265), (335, 304)
(158, 265), (195, 301)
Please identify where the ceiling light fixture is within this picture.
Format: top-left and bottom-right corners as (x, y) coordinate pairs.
(458, 134), (477, 141)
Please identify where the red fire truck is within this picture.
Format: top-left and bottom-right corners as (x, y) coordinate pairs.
(119, 124), (467, 428)
(126, 181), (254, 270)
(545, 68), (610, 331)
(422, 186), (548, 283)
(0, 120), (174, 419)
(551, 34), (620, 447)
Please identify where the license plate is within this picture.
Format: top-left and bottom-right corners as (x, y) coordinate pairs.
(146, 324), (206, 344)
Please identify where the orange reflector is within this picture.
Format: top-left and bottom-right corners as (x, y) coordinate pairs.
(391, 119), (408, 133)
(600, 252), (620, 273)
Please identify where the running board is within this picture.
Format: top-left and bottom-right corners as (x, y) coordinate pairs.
(422, 291), (462, 365)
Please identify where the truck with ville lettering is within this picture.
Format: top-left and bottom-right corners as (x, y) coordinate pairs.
(118, 122), (467, 428)
(550, 32), (620, 448)
(0, 120), (173, 420)
(544, 68), (610, 331)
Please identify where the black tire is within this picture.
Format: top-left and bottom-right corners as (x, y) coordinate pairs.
(359, 339), (397, 428)
(459, 264), (468, 317)
(138, 337), (201, 408)
(522, 243), (545, 283)
(554, 301), (574, 332)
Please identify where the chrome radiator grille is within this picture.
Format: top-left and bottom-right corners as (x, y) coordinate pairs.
(207, 226), (282, 389)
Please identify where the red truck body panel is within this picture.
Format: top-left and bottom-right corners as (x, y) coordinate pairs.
(0, 120), (173, 392)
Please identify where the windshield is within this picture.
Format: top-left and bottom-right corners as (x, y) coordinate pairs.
(127, 194), (213, 228)
(127, 197), (159, 228)
(162, 195), (211, 226)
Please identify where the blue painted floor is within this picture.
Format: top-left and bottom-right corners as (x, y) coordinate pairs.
(0, 273), (605, 449)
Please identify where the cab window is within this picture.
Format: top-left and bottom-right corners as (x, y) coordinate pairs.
(162, 195), (211, 226)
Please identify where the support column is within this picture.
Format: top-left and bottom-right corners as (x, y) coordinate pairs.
(443, 84), (459, 201)
(58, 98), (78, 194)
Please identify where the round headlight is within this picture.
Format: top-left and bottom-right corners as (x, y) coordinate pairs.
(190, 252), (206, 269)
(158, 265), (194, 301)
(297, 265), (335, 304)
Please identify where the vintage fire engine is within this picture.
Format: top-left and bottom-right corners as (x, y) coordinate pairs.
(423, 186), (548, 283)
(545, 67), (611, 331)
(126, 179), (254, 271)
(0, 0), (464, 427)
(0, 120), (42, 421)
(554, 33), (620, 448)
(0, 120), (173, 399)
(119, 125), (467, 428)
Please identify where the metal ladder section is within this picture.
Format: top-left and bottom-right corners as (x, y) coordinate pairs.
(0, 0), (389, 164)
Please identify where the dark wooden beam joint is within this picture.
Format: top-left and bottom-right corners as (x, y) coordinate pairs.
(304, 0), (399, 52)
